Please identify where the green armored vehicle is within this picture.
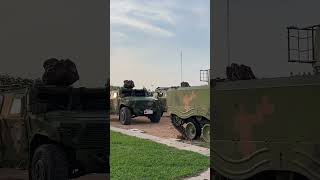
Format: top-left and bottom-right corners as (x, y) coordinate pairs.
(110, 81), (162, 125)
(167, 85), (210, 142)
(154, 87), (173, 113)
(0, 85), (109, 179)
(211, 25), (320, 180)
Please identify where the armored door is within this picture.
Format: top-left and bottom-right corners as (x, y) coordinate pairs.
(1, 93), (28, 168)
(110, 91), (119, 114)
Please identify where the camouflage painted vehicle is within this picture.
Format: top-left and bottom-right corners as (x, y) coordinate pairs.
(167, 85), (210, 142)
(0, 85), (108, 180)
(154, 87), (171, 113)
(211, 76), (320, 180)
(110, 87), (162, 125)
(211, 25), (320, 180)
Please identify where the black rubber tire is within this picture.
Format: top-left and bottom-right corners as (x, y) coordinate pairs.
(149, 111), (161, 123)
(30, 144), (68, 180)
(119, 107), (131, 125)
(185, 118), (201, 140)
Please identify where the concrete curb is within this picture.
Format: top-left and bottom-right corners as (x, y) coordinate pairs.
(111, 126), (210, 157)
(185, 168), (210, 180)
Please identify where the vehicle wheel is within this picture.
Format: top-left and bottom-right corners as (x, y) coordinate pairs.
(30, 144), (68, 180)
(149, 111), (161, 123)
(185, 119), (201, 140)
(120, 107), (131, 125)
(201, 124), (210, 142)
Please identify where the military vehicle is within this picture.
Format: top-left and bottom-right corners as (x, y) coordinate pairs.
(0, 84), (108, 179)
(211, 25), (320, 180)
(154, 87), (172, 113)
(110, 80), (162, 125)
(167, 83), (210, 142)
(0, 59), (109, 180)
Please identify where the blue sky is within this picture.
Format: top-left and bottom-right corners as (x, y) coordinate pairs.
(111, 0), (210, 89)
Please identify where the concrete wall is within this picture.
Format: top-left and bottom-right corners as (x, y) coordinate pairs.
(212, 0), (320, 78)
(0, 0), (109, 87)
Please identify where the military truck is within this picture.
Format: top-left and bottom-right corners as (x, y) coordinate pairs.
(0, 84), (109, 179)
(211, 25), (320, 180)
(110, 82), (162, 125)
(167, 85), (210, 142)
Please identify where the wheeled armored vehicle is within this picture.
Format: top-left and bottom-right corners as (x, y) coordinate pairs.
(110, 86), (162, 125)
(0, 84), (109, 179)
(211, 25), (320, 180)
(167, 85), (210, 142)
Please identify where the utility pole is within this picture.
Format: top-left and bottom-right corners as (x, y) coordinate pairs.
(227, 0), (231, 66)
(180, 50), (183, 83)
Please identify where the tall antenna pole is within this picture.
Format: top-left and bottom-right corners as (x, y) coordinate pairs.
(227, 0), (231, 66)
(181, 50), (183, 83)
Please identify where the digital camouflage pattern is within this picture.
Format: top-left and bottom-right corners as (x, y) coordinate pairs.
(211, 76), (320, 180)
(167, 85), (210, 142)
(0, 85), (109, 179)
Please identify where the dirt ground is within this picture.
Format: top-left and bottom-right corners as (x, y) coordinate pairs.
(111, 113), (209, 148)
(0, 169), (109, 180)
(110, 113), (180, 139)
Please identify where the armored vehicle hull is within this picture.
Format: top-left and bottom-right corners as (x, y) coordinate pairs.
(211, 76), (320, 180)
(0, 86), (109, 179)
(167, 85), (210, 142)
(110, 88), (162, 125)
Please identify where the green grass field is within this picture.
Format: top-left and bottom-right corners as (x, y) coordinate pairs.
(110, 131), (209, 180)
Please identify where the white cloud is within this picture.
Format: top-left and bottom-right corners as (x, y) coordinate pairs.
(111, 0), (175, 37)
(110, 0), (210, 89)
(111, 15), (174, 37)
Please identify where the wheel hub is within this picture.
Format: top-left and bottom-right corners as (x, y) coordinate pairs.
(201, 124), (210, 142)
(185, 122), (197, 140)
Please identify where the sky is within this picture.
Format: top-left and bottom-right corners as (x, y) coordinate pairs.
(110, 0), (210, 90)
(212, 0), (319, 79)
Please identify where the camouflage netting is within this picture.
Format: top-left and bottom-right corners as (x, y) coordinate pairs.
(226, 63), (256, 81)
(123, 80), (135, 89)
(181, 82), (190, 87)
(42, 58), (79, 86)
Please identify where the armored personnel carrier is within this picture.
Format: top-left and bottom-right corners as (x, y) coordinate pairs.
(211, 25), (320, 180)
(0, 59), (109, 179)
(167, 83), (210, 142)
(0, 84), (109, 180)
(110, 80), (162, 125)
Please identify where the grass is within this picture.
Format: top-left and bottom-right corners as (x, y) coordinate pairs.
(110, 131), (209, 180)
